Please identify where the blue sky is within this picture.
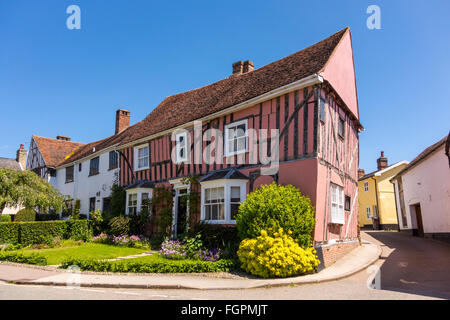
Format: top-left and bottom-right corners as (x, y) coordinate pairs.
(0, 0), (449, 172)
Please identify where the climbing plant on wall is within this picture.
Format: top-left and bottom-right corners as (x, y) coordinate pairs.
(151, 187), (174, 238)
(179, 175), (201, 233)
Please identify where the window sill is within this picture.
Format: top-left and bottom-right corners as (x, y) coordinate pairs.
(108, 167), (118, 171)
(225, 150), (247, 157)
(200, 219), (236, 225)
(65, 181), (74, 184)
(134, 167), (149, 172)
(88, 173), (100, 177)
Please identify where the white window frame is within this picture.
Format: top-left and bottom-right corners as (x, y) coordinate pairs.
(330, 183), (344, 224)
(125, 188), (153, 215)
(175, 132), (188, 163)
(364, 181), (369, 192)
(366, 206), (372, 220)
(127, 193), (138, 216)
(200, 179), (247, 224)
(224, 119), (248, 156)
(134, 144), (149, 171)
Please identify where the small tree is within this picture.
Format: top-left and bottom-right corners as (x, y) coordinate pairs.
(0, 169), (65, 214)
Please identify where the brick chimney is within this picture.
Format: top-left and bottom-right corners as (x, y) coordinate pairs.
(377, 151), (388, 171)
(16, 144), (27, 170)
(358, 169), (365, 179)
(243, 60), (254, 73)
(56, 135), (71, 141)
(232, 61), (244, 75)
(115, 109), (130, 134)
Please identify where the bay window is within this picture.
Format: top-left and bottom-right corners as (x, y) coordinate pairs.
(128, 193), (138, 215)
(201, 180), (246, 224)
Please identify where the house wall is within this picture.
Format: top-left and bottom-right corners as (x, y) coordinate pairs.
(401, 146), (450, 235)
(55, 151), (119, 215)
(119, 84), (359, 244)
(376, 165), (407, 227)
(358, 178), (377, 227)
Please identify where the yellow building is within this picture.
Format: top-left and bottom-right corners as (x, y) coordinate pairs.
(358, 151), (408, 230)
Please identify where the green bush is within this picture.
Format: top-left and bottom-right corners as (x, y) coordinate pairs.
(236, 182), (315, 248)
(0, 215), (11, 222)
(0, 222), (19, 244)
(108, 216), (131, 236)
(0, 220), (92, 245)
(0, 251), (47, 265)
(67, 220), (92, 241)
(60, 257), (237, 273)
(15, 208), (36, 222)
(20, 221), (68, 245)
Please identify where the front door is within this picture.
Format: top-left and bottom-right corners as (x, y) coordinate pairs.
(415, 204), (424, 237)
(103, 198), (111, 215)
(175, 188), (188, 237)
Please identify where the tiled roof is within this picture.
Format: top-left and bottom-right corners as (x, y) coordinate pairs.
(57, 124), (139, 166)
(393, 135), (448, 179)
(200, 167), (249, 182)
(358, 161), (408, 181)
(33, 136), (85, 167)
(120, 27), (350, 146)
(0, 158), (21, 170)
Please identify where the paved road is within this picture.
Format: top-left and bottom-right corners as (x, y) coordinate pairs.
(0, 231), (448, 300)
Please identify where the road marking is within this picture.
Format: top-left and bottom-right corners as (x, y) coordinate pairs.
(81, 288), (105, 293)
(114, 291), (140, 296)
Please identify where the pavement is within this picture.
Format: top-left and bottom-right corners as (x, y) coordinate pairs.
(0, 239), (381, 290)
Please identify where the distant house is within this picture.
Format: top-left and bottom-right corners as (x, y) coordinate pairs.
(0, 144), (27, 215)
(27, 109), (133, 217)
(391, 135), (450, 241)
(27, 135), (85, 184)
(358, 152), (408, 230)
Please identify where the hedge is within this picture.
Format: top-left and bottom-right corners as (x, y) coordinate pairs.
(0, 251), (47, 265)
(60, 257), (238, 273)
(0, 220), (92, 245)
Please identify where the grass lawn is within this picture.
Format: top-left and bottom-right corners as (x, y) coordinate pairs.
(13, 243), (148, 265)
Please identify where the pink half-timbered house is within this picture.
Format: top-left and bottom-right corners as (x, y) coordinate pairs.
(117, 27), (362, 266)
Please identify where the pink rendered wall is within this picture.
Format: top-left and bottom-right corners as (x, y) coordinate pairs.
(321, 30), (359, 120)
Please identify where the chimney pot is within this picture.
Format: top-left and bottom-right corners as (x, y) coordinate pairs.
(243, 60), (254, 73)
(56, 136), (71, 141)
(232, 61), (244, 75)
(16, 144), (27, 170)
(358, 169), (365, 179)
(115, 109), (130, 134)
(377, 151), (388, 171)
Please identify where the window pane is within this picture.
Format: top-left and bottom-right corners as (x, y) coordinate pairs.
(231, 186), (240, 202)
(211, 188), (217, 201)
(236, 124), (246, 137)
(217, 187), (224, 201)
(211, 204), (218, 220)
(230, 204), (239, 220)
(218, 203), (225, 220)
(237, 137), (246, 151)
(205, 205), (211, 220)
(205, 189), (211, 203)
(228, 140), (234, 154)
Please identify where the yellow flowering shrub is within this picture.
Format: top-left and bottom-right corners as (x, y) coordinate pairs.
(237, 229), (320, 278)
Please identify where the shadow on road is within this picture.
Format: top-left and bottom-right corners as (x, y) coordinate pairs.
(365, 231), (450, 299)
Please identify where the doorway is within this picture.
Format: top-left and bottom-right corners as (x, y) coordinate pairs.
(412, 203), (424, 237)
(174, 188), (188, 238)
